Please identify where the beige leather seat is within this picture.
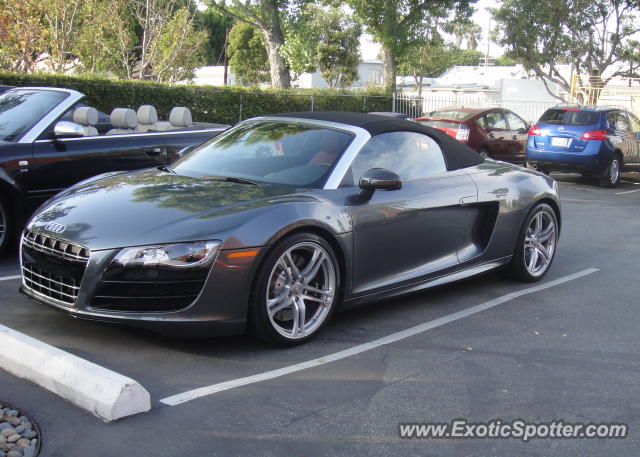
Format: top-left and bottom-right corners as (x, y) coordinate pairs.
(153, 107), (194, 131)
(136, 105), (158, 132)
(106, 108), (137, 135)
(72, 107), (99, 136)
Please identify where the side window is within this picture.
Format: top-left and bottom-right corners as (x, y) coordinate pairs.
(483, 111), (508, 130)
(615, 112), (632, 133)
(347, 131), (447, 183)
(505, 111), (527, 131)
(606, 112), (617, 130)
(476, 116), (487, 129)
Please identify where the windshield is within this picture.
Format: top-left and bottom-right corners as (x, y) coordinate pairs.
(427, 110), (475, 121)
(172, 121), (354, 188)
(539, 109), (600, 126)
(0, 89), (69, 142)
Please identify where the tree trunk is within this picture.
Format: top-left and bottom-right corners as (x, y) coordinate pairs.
(380, 45), (396, 91)
(262, 28), (290, 88)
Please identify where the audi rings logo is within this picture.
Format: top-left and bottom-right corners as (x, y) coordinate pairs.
(44, 222), (66, 234)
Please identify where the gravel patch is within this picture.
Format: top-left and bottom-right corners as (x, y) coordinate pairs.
(0, 403), (40, 457)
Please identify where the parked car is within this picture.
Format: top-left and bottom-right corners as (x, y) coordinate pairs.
(416, 107), (530, 164)
(20, 112), (561, 346)
(526, 106), (640, 187)
(0, 86), (229, 254)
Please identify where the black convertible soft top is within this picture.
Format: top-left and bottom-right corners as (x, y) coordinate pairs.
(271, 111), (484, 171)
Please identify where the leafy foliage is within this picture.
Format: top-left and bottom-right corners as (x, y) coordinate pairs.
(398, 39), (481, 95)
(316, 8), (362, 89)
(227, 23), (271, 85)
(347, 0), (475, 89)
(195, 9), (234, 66)
(0, 0), (48, 72)
(493, 0), (640, 99)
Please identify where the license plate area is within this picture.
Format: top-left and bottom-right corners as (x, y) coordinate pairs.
(551, 137), (572, 147)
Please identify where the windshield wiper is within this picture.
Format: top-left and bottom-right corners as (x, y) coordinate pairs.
(202, 175), (259, 185)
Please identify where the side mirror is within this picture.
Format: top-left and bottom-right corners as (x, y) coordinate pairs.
(177, 145), (195, 158)
(53, 121), (84, 138)
(358, 168), (402, 200)
(516, 127), (527, 134)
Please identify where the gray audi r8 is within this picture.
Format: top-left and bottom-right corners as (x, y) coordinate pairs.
(20, 112), (561, 346)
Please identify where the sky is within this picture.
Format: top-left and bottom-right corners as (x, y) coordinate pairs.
(359, 0), (503, 61)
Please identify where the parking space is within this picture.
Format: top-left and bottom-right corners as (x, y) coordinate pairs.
(1, 172), (639, 456)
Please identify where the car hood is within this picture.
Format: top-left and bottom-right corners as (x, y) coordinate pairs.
(28, 168), (311, 250)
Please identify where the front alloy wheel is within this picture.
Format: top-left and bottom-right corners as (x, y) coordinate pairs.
(250, 234), (339, 346)
(508, 203), (558, 282)
(523, 210), (557, 277)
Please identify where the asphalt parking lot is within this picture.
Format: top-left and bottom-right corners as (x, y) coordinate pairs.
(1, 172), (639, 457)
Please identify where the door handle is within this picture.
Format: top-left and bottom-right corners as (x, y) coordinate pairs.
(459, 196), (477, 206)
(144, 147), (164, 157)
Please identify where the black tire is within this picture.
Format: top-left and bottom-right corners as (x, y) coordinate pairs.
(248, 232), (341, 347)
(507, 203), (559, 282)
(0, 194), (12, 256)
(598, 155), (621, 188)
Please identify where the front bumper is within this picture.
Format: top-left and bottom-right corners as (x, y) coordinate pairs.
(20, 246), (264, 337)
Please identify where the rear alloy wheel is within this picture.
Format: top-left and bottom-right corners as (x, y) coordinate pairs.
(0, 195), (11, 256)
(599, 156), (621, 188)
(508, 203), (558, 282)
(249, 233), (339, 346)
(479, 148), (490, 159)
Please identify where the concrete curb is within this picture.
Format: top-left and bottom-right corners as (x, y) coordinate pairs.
(0, 323), (151, 422)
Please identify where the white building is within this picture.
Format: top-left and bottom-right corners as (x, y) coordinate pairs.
(397, 65), (567, 122)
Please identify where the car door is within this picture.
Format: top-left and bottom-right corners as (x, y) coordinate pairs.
(478, 110), (510, 159)
(611, 111), (635, 165)
(27, 132), (170, 205)
(503, 110), (529, 163)
(345, 131), (479, 295)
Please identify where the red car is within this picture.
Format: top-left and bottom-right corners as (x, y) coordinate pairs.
(416, 107), (530, 164)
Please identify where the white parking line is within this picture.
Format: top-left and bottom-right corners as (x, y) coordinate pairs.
(160, 268), (599, 407)
(614, 189), (640, 195)
(0, 275), (20, 282)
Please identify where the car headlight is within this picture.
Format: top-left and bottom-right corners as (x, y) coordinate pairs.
(112, 240), (222, 268)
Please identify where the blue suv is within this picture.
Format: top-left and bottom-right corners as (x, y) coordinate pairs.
(526, 106), (640, 187)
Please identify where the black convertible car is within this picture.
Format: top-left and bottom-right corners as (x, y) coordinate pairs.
(21, 112), (561, 346)
(0, 87), (229, 253)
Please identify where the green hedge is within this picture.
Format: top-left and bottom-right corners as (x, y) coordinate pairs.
(0, 71), (392, 124)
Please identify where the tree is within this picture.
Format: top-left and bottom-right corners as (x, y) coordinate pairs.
(227, 22), (270, 85)
(129, 0), (205, 81)
(74, 0), (138, 77)
(208, 0), (295, 88)
(493, 0), (640, 102)
(316, 8), (362, 88)
(41, 0), (85, 73)
(347, 0), (475, 90)
(0, 0), (47, 72)
(494, 54), (519, 66)
(447, 19), (482, 50)
(398, 40), (482, 96)
(195, 9), (233, 66)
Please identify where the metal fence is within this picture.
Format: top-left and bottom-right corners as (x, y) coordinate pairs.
(393, 93), (558, 123)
